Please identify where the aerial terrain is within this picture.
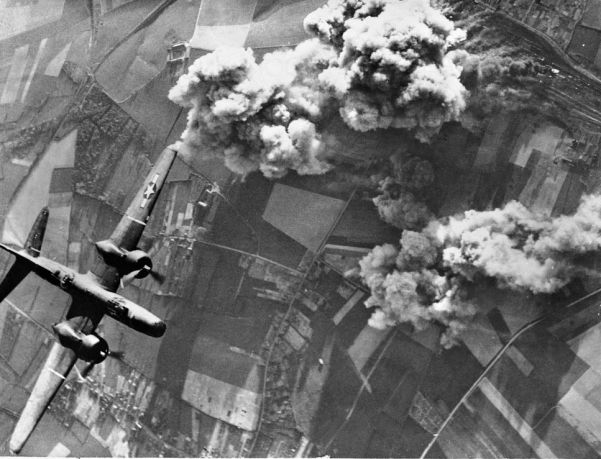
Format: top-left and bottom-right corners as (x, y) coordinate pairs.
(2, 0), (601, 457)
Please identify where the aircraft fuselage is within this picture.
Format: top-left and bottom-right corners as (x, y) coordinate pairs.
(23, 251), (165, 337)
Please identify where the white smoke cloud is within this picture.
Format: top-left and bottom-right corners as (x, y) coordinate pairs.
(358, 242), (399, 292)
(169, 0), (469, 178)
(427, 200), (573, 293)
(362, 262), (470, 346)
(169, 42), (336, 178)
(305, 0), (468, 141)
(396, 230), (438, 270)
(359, 194), (601, 347)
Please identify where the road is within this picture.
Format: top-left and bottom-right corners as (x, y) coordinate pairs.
(419, 286), (601, 459)
(322, 329), (397, 451)
(181, 237), (302, 275)
(249, 187), (357, 457)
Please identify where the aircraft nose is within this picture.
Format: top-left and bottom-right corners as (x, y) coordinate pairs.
(51, 322), (65, 334)
(152, 321), (166, 337)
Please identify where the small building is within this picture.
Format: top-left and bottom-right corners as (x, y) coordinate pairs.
(166, 41), (190, 79)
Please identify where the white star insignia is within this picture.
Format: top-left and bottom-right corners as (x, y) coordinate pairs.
(143, 183), (157, 199)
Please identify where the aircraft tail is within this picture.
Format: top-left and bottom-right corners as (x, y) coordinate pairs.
(24, 207), (48, 257)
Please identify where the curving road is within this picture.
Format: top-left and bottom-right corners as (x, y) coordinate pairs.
(249, 188), (357, 457)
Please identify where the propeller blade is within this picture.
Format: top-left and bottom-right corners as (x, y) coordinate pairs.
(137, 264), (166, 284)
(108, 350), (125, 360)
(120, 266), (164, 288)
(81, 362), (96, 379)
(73, 364), (85, 382)
(149, 270), (166, 284)
(120, 270), (139, 287)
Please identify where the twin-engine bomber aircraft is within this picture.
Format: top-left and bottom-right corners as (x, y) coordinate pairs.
(0, 146), (177, 454)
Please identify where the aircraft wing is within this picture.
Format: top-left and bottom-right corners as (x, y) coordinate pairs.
(9, 342), (77, 454)
(89, 147), (177, 291)
(9, 305), (102, 455)
(0, 245), (31, 304)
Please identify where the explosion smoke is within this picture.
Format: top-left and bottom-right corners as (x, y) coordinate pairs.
(169, 43), (335, 178)
(390, 155), (435, 191)
(446, 7), (555, 130)
(370, 153), (436, 230)
(360, 195), (601, 347)
(167, 0), (578, 347)
(305, 0), (468, 140)
(373, 177), (433, 230)
(169, 0), (469, 178)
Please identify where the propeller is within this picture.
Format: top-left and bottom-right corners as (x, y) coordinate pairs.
(76, 350), (126, 381)
(148, 269), (166, 284)
(120, 265), (165, 289)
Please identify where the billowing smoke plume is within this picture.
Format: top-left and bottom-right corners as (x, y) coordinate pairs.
(169, 43), (335, 178)
(372, 154), (435, 230)
(169, 0), (469, 177)
(305, 0), (468, 140)
(454, 48), (547, 131)
(373, 177), (433, 230)
(359, 233), (475, 348)
(359, 194), (601, 346)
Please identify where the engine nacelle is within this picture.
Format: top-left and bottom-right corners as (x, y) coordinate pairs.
(52, 322), (109, 363)
(124, 249), (152, 278)
(95, 240), (152, 277)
